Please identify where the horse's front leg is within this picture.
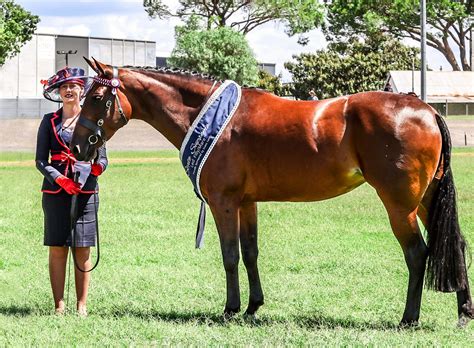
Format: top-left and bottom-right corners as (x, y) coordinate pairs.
(239, 202), (264, 316)
(208, 195), (241, 316)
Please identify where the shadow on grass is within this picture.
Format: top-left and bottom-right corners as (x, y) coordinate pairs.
(0, 305), (33, 317)
(107, 308), (233, 326)
(104, 306), (434, 331)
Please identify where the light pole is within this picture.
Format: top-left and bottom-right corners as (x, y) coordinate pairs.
(56, 49), (77, 67)
(420, 0), (427, 101)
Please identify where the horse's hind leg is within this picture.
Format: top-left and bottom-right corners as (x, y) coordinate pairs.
(208, 195), (241, 316)
(384, 204), (428, 326)
(375, 180), (428, 326)
(239, 202), (264, 316)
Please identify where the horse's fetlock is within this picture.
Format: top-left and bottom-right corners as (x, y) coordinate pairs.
(461, 302), (474, 318)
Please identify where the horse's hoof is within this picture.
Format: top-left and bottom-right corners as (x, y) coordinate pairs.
(245, 299), (264, 316)
(223, 306), (240, 320)
(243, 312), (257, 323)
(398, 320), (419, 329)
(457, 313), (471, 328)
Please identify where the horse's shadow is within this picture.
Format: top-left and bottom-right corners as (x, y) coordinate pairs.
(0, 304), (434, 331)
(106, 307), (430, 331)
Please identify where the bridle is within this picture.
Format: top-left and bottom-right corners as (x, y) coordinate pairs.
(78, 67), (129, 146)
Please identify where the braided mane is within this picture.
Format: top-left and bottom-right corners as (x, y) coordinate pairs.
(122, 65), (219, 82)
(122, 65), (259, 90)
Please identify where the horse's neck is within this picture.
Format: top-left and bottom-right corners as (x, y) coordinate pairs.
(128, 72), (212, 149)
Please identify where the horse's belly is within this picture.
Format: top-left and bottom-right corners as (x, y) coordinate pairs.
(245, 166), (366, 202)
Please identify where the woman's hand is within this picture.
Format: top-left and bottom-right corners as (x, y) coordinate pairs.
(91, 163), (104, 177)
(55, 175), (81, 195)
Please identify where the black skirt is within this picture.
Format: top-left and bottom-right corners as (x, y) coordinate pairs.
(42, 191), (99, 247)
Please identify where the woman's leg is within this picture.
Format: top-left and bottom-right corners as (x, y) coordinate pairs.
(49, 246), (69, 313)
(73, 247), (92, 315)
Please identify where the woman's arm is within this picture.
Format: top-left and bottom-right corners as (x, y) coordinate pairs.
(35, 116), (62, 184)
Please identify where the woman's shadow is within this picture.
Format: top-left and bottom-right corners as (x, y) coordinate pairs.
(0, 305), (32, 317)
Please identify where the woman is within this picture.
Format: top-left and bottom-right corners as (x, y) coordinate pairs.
(36, 67), (108, 316)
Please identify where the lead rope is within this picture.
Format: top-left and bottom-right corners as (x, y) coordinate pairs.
(66, 247), (72, 313)
(70, 172), (101, 273)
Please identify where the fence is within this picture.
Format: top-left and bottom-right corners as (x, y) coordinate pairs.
(0, 98), (59, 119)
(429, 102), (474, 117)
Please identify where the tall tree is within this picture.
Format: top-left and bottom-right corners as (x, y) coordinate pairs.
(0, 0), (39, 66)
(169, 16), (259, 85)
(325, 0), (473, 71)
(144, 0), (324, 41)
(285, 36), (420, 99)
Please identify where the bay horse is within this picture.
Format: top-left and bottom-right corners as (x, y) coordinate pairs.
(71, 58), (473, 327)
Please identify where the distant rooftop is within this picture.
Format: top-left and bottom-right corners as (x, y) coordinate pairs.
(387, 71), (474, 103)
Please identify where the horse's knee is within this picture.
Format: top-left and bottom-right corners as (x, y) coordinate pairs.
(242, 247), (258, 268)
(222, 242), (240, 272)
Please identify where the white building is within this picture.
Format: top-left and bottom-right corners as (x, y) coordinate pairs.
(0, 33), (156, 118)
(386, 71), (474, 116)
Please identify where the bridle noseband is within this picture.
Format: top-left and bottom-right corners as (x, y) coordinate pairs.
(78, 67), (129, 146)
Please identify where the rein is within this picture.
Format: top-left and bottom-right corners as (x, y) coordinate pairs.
(78, 67), (128, 146)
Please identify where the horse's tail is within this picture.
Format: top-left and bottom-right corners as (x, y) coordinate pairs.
(425, 114), (469, 292)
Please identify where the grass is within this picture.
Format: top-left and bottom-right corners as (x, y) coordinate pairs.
(445, 115), (474, 121)
(1, 149), (474, 345)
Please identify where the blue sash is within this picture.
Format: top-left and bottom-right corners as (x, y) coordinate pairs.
(180, 80), (242, 248)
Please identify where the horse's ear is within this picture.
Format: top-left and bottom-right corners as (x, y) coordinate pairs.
(84, 56), (98, 73)
(92, 57), (107, 76)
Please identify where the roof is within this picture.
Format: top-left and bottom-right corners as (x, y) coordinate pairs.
(387, 71), (474, 103)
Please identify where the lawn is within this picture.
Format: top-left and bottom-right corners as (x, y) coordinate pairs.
(0, 149), (473, 345)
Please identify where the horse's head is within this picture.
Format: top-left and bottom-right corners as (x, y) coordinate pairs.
(70, 57), (131, 161)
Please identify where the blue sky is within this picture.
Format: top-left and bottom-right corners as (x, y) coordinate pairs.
(16, 0), (451, 81)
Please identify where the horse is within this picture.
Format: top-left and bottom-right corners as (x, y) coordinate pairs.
(70, 58), (473, 327)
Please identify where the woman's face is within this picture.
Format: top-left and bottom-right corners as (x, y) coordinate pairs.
(59, 82), (84, 105)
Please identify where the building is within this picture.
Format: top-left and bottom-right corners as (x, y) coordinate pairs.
(0, 33), (156, 119)
(385, 71), (474, 116)
(156, 57), (276, 76)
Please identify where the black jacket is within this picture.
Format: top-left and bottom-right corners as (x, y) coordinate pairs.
(35, 109), (108, 194)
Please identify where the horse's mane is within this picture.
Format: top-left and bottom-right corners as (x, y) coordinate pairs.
(123, 65), (219, 83)
(122, 65), (261, 91)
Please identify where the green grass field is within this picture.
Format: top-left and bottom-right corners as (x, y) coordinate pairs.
(1, 149), (474, 345)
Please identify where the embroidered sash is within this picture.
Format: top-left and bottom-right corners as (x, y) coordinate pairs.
(180, 80), (242, 248)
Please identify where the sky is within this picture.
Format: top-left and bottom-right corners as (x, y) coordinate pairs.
(15, 0), (453, 82)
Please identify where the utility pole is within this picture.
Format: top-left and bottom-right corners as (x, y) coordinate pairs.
(56, 50), (77, 67)
(420, 0), (427, 101)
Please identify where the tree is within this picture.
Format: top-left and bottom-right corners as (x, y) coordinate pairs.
(285, 36), (420, 99)
(0, 0), (39, 66)
(325, 0), (473, 71)
(168, 16), (259, 85)
(257, 69), (284, 95)
(144, 0), (324, 42)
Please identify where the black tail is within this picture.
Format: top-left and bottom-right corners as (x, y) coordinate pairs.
(425, 114), (469, 292)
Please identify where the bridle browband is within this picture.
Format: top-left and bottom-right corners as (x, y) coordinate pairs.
(78, 67), (129, 146)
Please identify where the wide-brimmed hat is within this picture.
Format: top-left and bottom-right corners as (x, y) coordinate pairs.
(41, 67), (92, 102)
